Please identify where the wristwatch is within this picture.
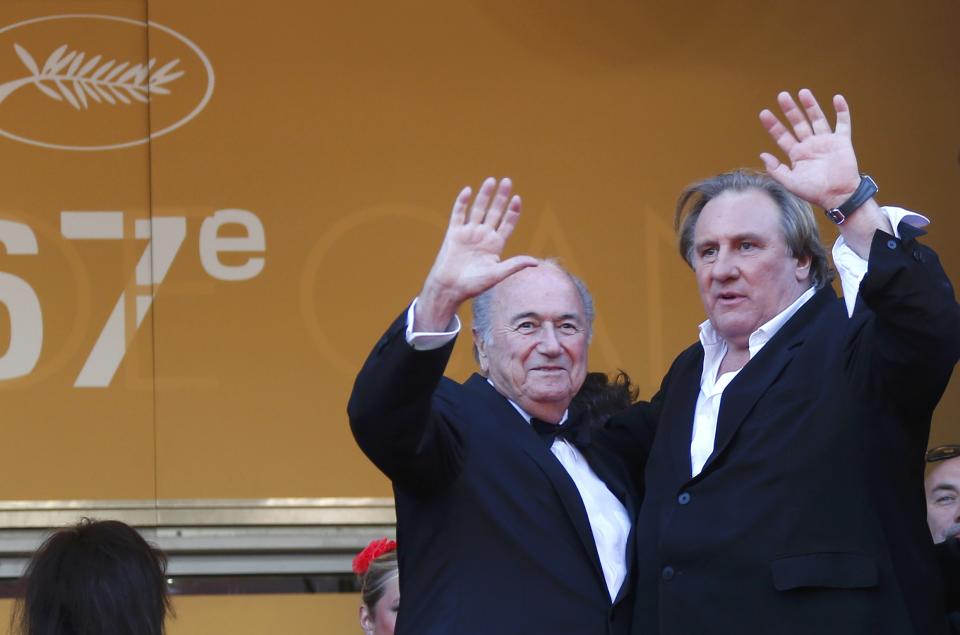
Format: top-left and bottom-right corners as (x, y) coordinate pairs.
(824, 175), (878, 224)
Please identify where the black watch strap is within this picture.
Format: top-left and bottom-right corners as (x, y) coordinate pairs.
(824, 175), (878, 224)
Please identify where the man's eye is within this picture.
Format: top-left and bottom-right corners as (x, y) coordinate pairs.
(515, 321), (537, 333)
(700, 247), (717, 259)
(937, 495), (957, 505)
(558, 322), (580, 335)
(740, 241), (755, 251)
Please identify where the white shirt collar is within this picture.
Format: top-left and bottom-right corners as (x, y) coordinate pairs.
(698, 285), (817, 379)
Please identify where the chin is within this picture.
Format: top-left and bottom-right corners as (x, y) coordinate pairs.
(713, 318), (756, 341)
(526, 384), (573, 404)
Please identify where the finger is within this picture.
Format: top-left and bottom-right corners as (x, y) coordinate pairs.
(493, 255), (540, 283)
(483, 177), (513, 229)
(495, 195), (522, 239)
(449, 186), (472, 227)
(777, 91), (814, 140)
(759, 109), (797, 155)
(468, 177), (497, 224)
(833, 94), (851, 137)
(798, 88), (831, 134)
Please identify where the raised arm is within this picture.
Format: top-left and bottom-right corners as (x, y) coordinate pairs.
(348, 178), (536, 487)
(758, 89), (891, 259)
(414, 177), (538, 331)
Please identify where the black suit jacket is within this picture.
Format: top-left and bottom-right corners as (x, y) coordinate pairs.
(607, 225), (960, 634)
(348, 314), (638, 634)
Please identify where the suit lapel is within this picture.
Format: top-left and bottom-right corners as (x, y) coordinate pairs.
(463, 375), (608, 592)
(698, 287), (835, 476)
(667, 348), (705, 483)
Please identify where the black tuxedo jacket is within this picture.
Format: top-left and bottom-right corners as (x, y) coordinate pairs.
(607, 225), (960, 634)
(348, 314), (638, 634)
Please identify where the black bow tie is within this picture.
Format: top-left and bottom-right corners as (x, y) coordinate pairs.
(531, 416), (591, 448)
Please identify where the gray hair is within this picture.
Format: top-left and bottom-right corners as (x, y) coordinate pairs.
(675, 169), (834, 290)
(471, 259), (594, 358)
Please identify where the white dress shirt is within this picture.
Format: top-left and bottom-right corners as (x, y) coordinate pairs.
(404, 300), (631, 601)
(690, 206), (927, 476)
(502, 397), (631, 601)
(690, 286), (815, 476)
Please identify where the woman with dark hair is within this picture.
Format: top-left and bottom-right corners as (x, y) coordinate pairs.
(573, 370), (639, 425)
(12, 518), (171, 635)
(353, 537), (399, 635)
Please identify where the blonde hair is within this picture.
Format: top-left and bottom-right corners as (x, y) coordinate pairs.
(358, 549), (399, 610)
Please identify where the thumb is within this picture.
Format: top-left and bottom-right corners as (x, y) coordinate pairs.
(492, 255), (539, 283)
(760, 153), (790, 186)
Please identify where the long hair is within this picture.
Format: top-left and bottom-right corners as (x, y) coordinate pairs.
(13, 519), (171, 635)
(572, 370), (638, 426)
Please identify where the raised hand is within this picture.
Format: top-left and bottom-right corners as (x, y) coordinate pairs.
(758, 89), (862, 210)
(415, 177), (538, 332)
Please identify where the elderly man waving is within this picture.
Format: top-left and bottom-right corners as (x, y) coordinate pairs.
(348, 178), (637, 635)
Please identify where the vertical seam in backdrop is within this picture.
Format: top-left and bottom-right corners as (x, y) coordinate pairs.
(142, 0), (161, 529)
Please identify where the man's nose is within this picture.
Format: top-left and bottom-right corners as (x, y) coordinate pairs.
(711, 248), (740, 281)
(536, 323), (563, 355)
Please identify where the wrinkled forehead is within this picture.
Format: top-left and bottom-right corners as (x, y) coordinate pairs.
(694, 188), (784, 238)
(492, 265), (584, 320)
(926, 456), (960, 493)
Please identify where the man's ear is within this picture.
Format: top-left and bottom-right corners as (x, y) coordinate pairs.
(359, 605), (374, 633)
(795, 253), (812, 282)
(473, 328), (489, 374)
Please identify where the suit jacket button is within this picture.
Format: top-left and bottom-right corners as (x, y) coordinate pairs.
(678, 492), (691, 505)
(886, 239), (898, 250)
(661, 566), (675, 580)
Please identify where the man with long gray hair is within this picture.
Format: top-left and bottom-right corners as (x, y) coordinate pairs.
(608, 89), (959, 634)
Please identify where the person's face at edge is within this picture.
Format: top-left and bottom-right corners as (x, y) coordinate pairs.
(926, 457), (960, 544)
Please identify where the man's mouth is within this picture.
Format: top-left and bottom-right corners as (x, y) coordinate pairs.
(716, 292), (745, 305)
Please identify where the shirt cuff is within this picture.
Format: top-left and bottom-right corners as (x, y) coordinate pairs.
(405, 297), (461, 351)
(832, 206), (929, 317)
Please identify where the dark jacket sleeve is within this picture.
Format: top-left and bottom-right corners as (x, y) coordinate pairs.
(346, 310), (465, 490)
(936, 540), (960, 606)
(857, 224), (960, 414)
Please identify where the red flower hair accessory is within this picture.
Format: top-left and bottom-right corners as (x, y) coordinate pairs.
(352, 537), (397, 575)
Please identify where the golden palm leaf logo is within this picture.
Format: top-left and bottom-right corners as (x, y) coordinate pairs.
(0, 14), (214, 151)
(0, 43), (184, 109)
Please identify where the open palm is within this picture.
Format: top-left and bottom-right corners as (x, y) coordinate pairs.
(759, 89), (861, 210)
(416, 178), (537, 331)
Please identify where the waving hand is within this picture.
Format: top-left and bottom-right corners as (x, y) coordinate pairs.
(759, 89), (861, 210)
(415, 177), (537, 332)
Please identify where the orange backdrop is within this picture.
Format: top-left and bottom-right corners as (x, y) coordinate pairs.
(0, 0), (955, 504)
